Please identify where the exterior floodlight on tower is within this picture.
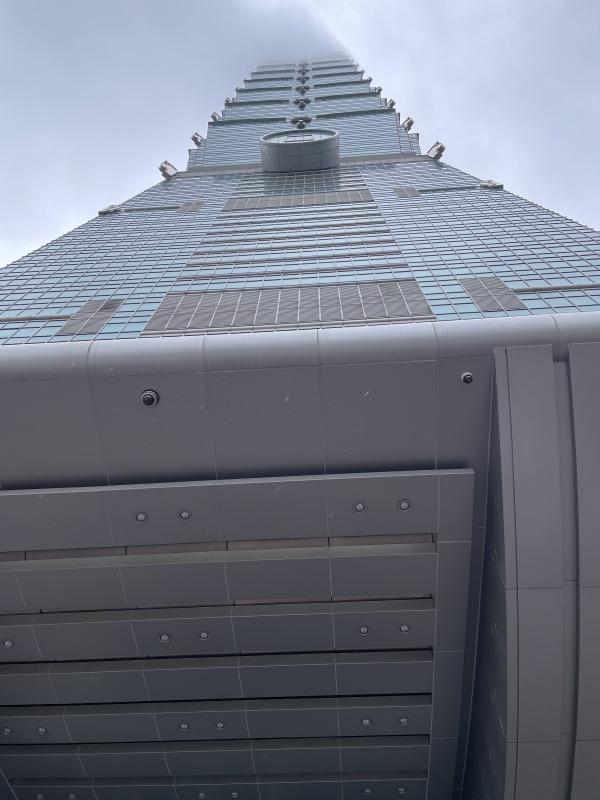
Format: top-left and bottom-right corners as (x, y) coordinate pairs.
(158, 160), (177, 178)
(427, 141), (445, 160)
(402, 116), (414, 131)
(191, 132), (205, 146)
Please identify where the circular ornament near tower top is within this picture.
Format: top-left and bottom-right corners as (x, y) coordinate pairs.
(260, 128), (339, 172)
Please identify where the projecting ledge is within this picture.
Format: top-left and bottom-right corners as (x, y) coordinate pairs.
(1, 313), (600, 379)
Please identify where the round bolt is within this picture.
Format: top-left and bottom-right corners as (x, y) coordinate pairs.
(178, 509), (192, 521)
(141, 389), (160, 407)
(215, 721), (225, 729)
(135, 511), (148, 523)
(353, 500), (367, 513)
(179, 722), (190, 731)
(397, 499), (411, 511)
(158, 632), (171, 643)
(66, 795), (77, 800)
(358, 625), (370, 636)
(361, 717), (372, 727)
(198, 794), (206, 799)
(36, 726), (47, 734)
(461, 371), (474, 385)
(35, 795), (45, 800)
(398, 717), (409, 726)
(364, 790), (373, 797)
(397, 789), (407, 795)
(231, 794), (239, 799)
(1, 727), (12, 735)
(199, 631), (210, 640)
(399, 624), (411, 634)
(2, 639), (14, 648)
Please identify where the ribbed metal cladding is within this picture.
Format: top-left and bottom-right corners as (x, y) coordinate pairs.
(393, 186), (422, 198)
(222, 188), (373, 211)
(143, 279), (434, 332)
(57, 298), (123, 335)
(178, 199), (204, 212)
(460, 275), (527, 312)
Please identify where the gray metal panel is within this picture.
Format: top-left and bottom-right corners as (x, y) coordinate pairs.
(514, 741), (561, 799)
(0, 749), (85, 779)
(332, 600), (435, 651)
(437, 357), (490, 528)
(569, 342), (600, 586)
(0, 489), (113, 552)
(34, 618), (137, 662)
(121, 562), (228, 607)
(144, 659), (241, 702)
(506, 346), (563, 589)
(437, 470), (475, 542)
(252, 738), (340, 774)
(215, 476), (327, 540)
(571, 740), (600, 799)
(16, 565), (126, 612)
(515, 587), (563, 742)
(435, 542), (471, 651)
(259, 780), (341, 800)
(34, 618), (138, 661)
(427, 738), (459, 800)
(95, 787), (178, 800)
(0, 666), (54, 705)
(246, 699), (338, 739)
(239, 654), (337, 698)
(104, 482), (219, 546)
(0, 618), (39, 662)
(65, 707), (159, 744)
(164, 741), (254, 776)
(577, 587), (600, 740)
(0, 710), (69, 744)
(178, 782), (258, 800)
(335, 651), (433, 695)
(338, 696), (432, 736)
(155, 704), (247, 742)
(207, 367), (323, 476)
(50, 663), (149, 705)
(13, 787), (97, 800)
(0, 575), (26, 614)
(320, 361), (437, 472)
(0, 376), (105, 490)
(132, 610), (235, 658)
(339, 736), (430, 772)
(226, 555), (331, 603)
(89, 369), (215, 484)
(79, 748), (170, 778)
(330, 546), (436, 599)
(233, 604), (334, 653)
(325, 471), (438, 537)
(431, 651), (465, 739)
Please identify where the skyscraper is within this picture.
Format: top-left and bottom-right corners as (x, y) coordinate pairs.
(0, 52), (599, 800)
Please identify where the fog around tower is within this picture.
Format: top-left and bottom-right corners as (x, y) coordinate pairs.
(1, 0), (599, 268)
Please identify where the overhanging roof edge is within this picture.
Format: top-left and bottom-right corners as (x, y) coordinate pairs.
(0, 312), (599, 380)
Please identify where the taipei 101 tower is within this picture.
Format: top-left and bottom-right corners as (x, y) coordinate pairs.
(0, 52), (599, 800)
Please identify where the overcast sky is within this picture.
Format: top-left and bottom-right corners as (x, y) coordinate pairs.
(1, 0), (599, 268)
